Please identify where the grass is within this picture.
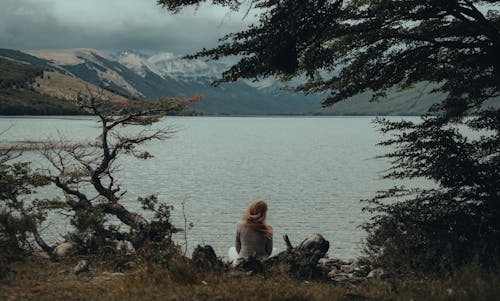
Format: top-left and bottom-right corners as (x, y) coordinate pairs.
(1, 257), (499, 301)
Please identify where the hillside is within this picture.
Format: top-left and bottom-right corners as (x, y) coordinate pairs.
(0, 58), (83, 115)
(0, 58), (43, 88)
(33, 71), (130, 104)
(0, 48), (466, 115)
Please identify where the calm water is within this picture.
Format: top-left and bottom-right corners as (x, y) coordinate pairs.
(0, 116), (411, 259)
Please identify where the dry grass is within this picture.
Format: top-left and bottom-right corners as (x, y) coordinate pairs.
(1, 257), (499, 301)
(33, 71), (130, 105)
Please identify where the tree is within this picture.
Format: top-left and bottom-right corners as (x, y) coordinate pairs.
(39, 91), (199, 257)
(1, 90), (200, 266)
(0, 130), (54, 276)
(158, 0), (500, 272)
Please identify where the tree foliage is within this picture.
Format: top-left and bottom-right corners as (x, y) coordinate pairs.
(39, 91), (190, 256)
(0, 58), (43, 89)
(364, 113), (500, 272)
(1, 90), (198, 268)
(159, 0), (500, 112)
(159, 0), (500, 272)
(0, 143), (54, 274)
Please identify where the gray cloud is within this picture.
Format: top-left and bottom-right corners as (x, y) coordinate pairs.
(0, 0), (254, 54)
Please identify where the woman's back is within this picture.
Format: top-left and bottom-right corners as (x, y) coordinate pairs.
(236, 223), (273, 259)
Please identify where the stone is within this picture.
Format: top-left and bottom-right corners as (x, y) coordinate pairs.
(111, 272), (126, 277)
(298, 234), (329, 256)
(332, 273), (351, 282)
(71, 260), (89, 275)
(367, 267), (388, 280)
(52, 242), (75, 258)
(327, 269), (337, 278)
(235, 256), (264, 273)
(318, 258), (342, 270)
(324, 266), (338, 275)
(263, 234), (332, 280)
(353, 266), (371, 277)
(341, 264), (355, 273)
(192, 245), (221, 271)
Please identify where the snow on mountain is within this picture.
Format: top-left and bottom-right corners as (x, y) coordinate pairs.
(115, 50), (165, 79)
(146, 52), (226, 82)
(114, 49), (287, 92)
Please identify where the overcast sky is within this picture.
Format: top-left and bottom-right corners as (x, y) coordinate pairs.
(0, 0), (255, 54)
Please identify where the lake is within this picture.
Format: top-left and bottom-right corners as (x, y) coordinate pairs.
(0, 116), (413, 259)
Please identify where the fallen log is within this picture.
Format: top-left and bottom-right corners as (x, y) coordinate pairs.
(263, 233), (330, 279)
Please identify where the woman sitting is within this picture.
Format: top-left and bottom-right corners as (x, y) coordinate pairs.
(231, 200), (273, 261)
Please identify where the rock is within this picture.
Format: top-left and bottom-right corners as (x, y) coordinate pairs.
(52, 242), (75, 258)
(235, 256), (264, 273)
(353, 265), (371, 277)
(263, 234), (331, 280)
(298, 234), (329, 256)
(332, 273), (366, 285)
(71, 260), (89, 275)
(327, 269), (337, 278)
(325, 266), (338, 275)
(341, 264), (355, 273)
(367, 267), (389, 280)
(110, 272), (126, 277)
(192, 245), (222, 271)
(318, 258), (342, 270)
(332, 272), (351, 282)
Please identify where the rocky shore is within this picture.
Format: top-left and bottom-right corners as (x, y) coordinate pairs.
(190, 233), (388, 285)
(49, 233), (386, 286)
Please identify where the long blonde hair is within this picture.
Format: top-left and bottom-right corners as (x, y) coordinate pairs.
(242, 200), (273, 239)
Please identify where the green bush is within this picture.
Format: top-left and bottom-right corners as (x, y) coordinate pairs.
(363, 113), (500, 274)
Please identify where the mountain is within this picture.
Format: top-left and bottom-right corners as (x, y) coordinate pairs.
(1, 48), (452, 115)
(113, 50), (446, 115)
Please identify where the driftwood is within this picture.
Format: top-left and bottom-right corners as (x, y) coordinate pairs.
(263, 233), (330, 279)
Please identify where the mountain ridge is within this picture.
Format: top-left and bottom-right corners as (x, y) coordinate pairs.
(0, 48), (454, 115)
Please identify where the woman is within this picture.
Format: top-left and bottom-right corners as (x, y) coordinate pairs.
(231, 200), (273, 261)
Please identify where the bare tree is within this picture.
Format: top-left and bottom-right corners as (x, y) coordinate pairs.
(40, 90), (199, 253)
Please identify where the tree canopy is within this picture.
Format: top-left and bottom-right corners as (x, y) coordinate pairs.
(159, 0), (500, 116)
(159, 0), (500, 273)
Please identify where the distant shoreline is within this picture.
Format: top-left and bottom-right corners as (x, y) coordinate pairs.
(0, 114), (423, 118)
